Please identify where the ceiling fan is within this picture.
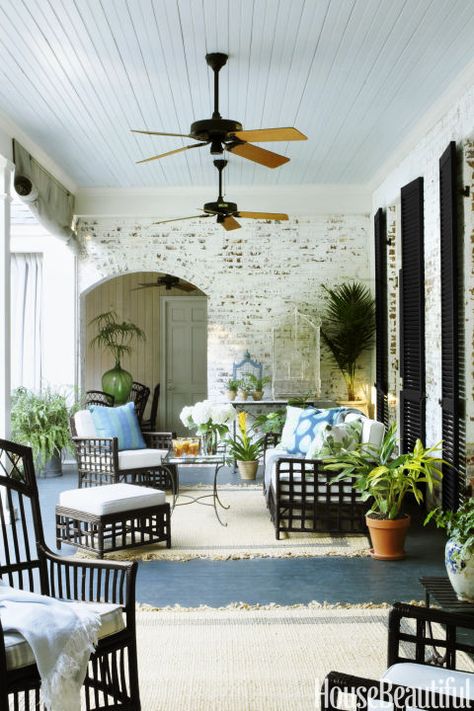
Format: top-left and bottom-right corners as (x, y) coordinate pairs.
(151, 159), (289, 231)
(132, 274), (196, 292)
(132, 52), (307, 169)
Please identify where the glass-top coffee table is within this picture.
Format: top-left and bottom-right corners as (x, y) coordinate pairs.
(161, 452), (229, 526)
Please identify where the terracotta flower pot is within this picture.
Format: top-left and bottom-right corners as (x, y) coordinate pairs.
(237, 460), (258, 480)
(226, 390), (237, 401)
(252, 390), (263, 401)
(366, 514), (411, 560)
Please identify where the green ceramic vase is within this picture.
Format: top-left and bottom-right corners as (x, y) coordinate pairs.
(102, 363), (133, 405)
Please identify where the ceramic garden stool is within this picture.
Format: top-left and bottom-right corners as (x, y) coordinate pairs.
(56, 482), (171, 558)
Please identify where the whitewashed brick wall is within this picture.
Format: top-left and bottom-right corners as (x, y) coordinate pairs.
(372, 81), (474, 485)
(76, 214), (372, 401)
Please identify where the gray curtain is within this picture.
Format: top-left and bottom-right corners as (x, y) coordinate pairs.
(12, 140), (78, 253)
(11, 253), (43, 391)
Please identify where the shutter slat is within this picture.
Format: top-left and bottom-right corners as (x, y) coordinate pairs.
(374, 208), (389, 428)
(400, 177), (425, 454)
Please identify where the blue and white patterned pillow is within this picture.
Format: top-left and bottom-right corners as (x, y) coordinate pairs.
(306, 420), (362, 459)
(286, 407), (354, 456)
(279, 406), (305, 451)
(90, 402), (146, 451)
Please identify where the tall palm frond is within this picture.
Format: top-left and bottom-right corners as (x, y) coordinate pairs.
(320, 282), (376, 399)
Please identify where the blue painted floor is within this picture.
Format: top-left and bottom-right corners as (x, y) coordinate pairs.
(39, 466), (446, 608)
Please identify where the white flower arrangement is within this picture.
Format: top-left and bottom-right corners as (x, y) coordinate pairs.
(179, 400), (236, 435)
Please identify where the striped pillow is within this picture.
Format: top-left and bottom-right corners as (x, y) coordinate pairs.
(90, 402), (146, 451)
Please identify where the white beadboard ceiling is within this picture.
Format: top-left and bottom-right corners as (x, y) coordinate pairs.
(0, 0), (473, 189)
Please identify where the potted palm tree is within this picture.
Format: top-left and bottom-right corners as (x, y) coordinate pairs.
(11, 387), (74, 477)
(325, 424), (444, 559)
(89, 310), (145, 404)
(226, 412), (264, 480)
(320, 282), (375, 402)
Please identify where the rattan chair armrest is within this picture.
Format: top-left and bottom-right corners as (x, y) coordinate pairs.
(39, 545), (137, 613)
(390, 601), (474, 628)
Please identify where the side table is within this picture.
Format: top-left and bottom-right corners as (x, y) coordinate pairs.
(162, 452), (229, 526)
(420, 576), (474, 614)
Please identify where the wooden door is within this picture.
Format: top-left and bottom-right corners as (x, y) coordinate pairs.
(160, 296), (207, 433)
(399, 177), (425, 454)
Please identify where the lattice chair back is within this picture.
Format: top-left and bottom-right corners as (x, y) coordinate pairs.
(129, 382), (150, 423)
(84, 390), (115, 408)
(0, 439), (47, 594)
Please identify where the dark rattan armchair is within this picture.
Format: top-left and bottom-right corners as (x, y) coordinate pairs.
(70, 411), (176, 494)
(322, 603), (474, 711)
(129, 382), (150, 425)
(84, 390), (115, 408)
(141, 383), (160, 432)
(0, 439), (140, 711)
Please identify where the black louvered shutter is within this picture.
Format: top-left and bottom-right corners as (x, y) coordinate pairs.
(439, 141), (461, 511)
(374, 208), (389, 428)
(400, 177), (425, 453)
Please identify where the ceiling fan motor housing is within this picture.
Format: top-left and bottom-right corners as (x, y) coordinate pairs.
(204, 200), (238, 215)
(190, 118), (242, 142)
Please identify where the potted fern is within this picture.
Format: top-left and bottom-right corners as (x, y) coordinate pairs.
(11, 387), (73, 477)
(320, 282), (375, 402)
(89, 310), (145, 404)
(247, 373), (272, 401)
(225, 412), (264, 480)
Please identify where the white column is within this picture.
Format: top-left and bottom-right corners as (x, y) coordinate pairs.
(0, 155), (13, 439)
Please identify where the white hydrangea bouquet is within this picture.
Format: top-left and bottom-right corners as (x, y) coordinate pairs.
(180, 400), (236, 455)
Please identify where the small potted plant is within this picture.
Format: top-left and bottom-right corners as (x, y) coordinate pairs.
(237, 375), (251, 401)
(425, 498), (474, 601)
(247, 374), (271, 401)
(325, 423), (444, 560)
(89, 310), (145, 404)
(226, 412), (264, 480)
(11, 387), (74, 477)
(225, 378), (240, 401)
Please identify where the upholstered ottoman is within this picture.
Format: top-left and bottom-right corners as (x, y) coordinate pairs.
(56, 483), (171, 558)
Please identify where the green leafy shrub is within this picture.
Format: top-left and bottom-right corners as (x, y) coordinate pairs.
(11, 387), (74, 466)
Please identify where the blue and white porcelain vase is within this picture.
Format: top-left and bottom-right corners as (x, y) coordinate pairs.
(445, 539), (474, 602)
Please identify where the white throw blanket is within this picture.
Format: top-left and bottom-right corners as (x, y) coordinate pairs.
(0, 580), (101, 711)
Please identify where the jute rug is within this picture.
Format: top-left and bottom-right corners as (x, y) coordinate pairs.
(93, 486), (369, 561)
(136, 604), (389, 710)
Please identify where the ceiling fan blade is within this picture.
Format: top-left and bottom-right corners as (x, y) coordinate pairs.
(236, 211), (289, 221)
(230, 127), (307, 142)
(131, 283), (159, 291)
(221, 216), (241, 231)
(177, 283), (196, 292)
(137, 142), (206, 164)
(131, 129), (197, 139)
(151, 214), (212, 225)
(226, 142), (289, 168)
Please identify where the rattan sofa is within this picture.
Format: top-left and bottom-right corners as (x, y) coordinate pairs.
(263, 414), (385, 539)
(0, 438), (141, 711)
(322, 602), (474, 711)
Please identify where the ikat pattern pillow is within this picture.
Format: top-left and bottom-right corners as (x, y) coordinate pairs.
(305, 420), (363, 460)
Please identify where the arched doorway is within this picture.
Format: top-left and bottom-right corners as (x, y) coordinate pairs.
(82, 271), (207, 431)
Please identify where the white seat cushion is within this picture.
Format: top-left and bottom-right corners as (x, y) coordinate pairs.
(4, 600), (124, 671)
(367, 662), (474, 711)
(74, 409), (97, 438)
(118, 448), (166, 470)
(264, 447), (297, 491)
(58, 483), (166, 515)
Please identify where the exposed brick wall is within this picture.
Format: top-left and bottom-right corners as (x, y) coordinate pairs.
(76, 215), (371, 401)
(372, 81), (474, 490)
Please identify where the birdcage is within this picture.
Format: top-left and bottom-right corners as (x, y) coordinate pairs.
(272, 308), (321, 399)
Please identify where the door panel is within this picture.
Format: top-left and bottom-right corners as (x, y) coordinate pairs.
(161, 296), (207, 433)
